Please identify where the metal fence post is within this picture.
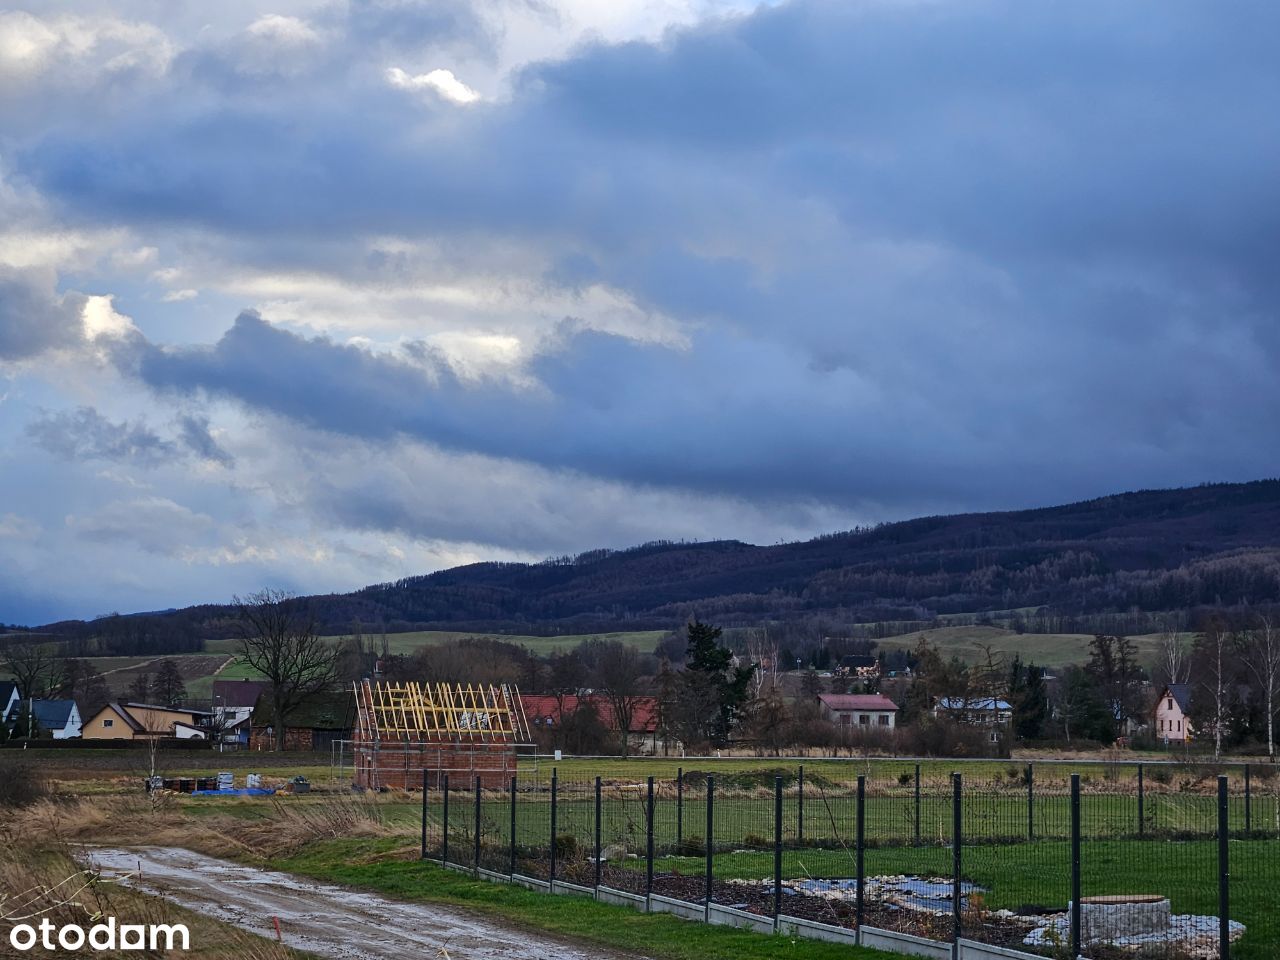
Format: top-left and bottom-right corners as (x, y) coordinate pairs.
(442, 773), (450, 865)
(1244, 763), (1252, 834)
(1071, 773), (1082, 960)
(474, 775), (482, 872)
(705, 775), (715, 922)
(856, 775), (866, 936)
(677, 766), (684, 848)
(550, 770), (558, 887)
(913, 762), (922, 847)
(773, 776), (783, 929)
(1026, 762), (1034, 843)
(1138, 763), (1145, 839)
(420, 767), (428, 860)
(797, 764), (805, 844)
(509, 775), (517, 876)
(1219, 775), (1231, 960)
(594, 775), (603, 889)
(951, 772), (962, 957)
(646, 776), (655, 898)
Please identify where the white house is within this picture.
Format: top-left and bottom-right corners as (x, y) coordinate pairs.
(1153, 683), (1192, 743)
(817, 693), (899, 729)
(0, 682), (18, 728)
(30, 699), (83, 739)
(933, 696), (1014, 725)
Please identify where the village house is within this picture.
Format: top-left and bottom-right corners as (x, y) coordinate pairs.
(1153, 683), (1193, 743)
(250, 690), (354, 751)
(520, 694), (665, 754)
(30, 700), (83, 739)
(212, 679), (271, 748)
(816, 693), (899, 729)
(836, 654), (882, 680)
(0, 681), (18, 729)
(81, 702), (212, 740)
(933, 696), (1014, 725)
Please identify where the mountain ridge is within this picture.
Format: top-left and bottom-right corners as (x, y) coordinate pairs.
(31, 479), (1280, 642)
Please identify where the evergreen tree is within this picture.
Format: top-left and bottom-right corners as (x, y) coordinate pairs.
(1008, 656), (1049, 740)
(151, 659), (187, 707)
(1057, 666), (1112, 743)
(127, 672), (152, 703)
(678, 620), (755, 747)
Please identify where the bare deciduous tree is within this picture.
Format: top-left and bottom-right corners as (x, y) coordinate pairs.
(595, 641), (648, 757)
(0, 642), (65, 700)
(235, 589), (337, 751)
(1194, 620), (1232, 759)
(1239, 616), (1280, 760)
(1158, 619), (1191, 686)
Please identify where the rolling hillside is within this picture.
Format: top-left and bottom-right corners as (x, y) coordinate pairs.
(32, 480), (1280, 642)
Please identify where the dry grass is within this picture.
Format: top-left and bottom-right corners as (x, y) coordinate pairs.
(3, 787), (393, 864)
(0, 839), (304, 959)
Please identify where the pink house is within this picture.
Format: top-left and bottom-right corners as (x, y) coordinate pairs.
(1153, 683), (1192, 742)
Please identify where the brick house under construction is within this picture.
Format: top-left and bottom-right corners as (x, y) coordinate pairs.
(352, 679), (532, 790)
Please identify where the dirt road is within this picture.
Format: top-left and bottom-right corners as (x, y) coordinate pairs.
(87, 847), (643, 960)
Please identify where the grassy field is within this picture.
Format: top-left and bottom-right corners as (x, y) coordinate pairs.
(873, 625), (1181, 668)
(633, 841), (1278, 960)
(7, 747), (1276, 959)
(280, 838), (899, 960)
(204, 629), (668, 657)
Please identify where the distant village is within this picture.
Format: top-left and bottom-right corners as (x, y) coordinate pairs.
(2, 611), (1268, 760)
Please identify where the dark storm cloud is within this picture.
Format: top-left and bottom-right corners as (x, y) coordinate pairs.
(25, 407), (178, 466)
(0, 268), (87, 361)
(176, 414), (235, 466)
(12, 0), (1280, 517)
(121, 307), (1275, 512)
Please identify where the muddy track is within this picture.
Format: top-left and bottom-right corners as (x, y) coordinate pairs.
(87, 848), (647, 960)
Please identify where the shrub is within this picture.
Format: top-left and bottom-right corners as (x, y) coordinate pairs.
(554, 834), (579, 860)
(0, 758), (49, 809)
(674, 834), (706, 857)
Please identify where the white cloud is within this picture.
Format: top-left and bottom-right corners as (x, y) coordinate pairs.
(386, 66), (482, 105)
(0, 11), (172, 83)
(162, 288), (198, 302)
(245, 14), (320, 46)
(81, 295), (137, 340)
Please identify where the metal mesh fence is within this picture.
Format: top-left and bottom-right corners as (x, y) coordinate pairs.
(419, 760), (1278, 959)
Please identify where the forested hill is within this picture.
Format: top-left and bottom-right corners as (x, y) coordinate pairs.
(39, 480), (1280, 641)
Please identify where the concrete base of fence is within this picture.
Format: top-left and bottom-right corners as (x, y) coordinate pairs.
(707, 903), (775, 935)
(957, 938), (1046, 960)
(649, 894), (705, 922)
(860, 926), (953, 959)
(596, 885), (647, 911)
(511, 874), (550, 892)
(551, 880), (595, 899)
(778, 915), (861, 945)
(420, 860), (1000, 960)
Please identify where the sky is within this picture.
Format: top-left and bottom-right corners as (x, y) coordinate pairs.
(1, 0), (1278, 625)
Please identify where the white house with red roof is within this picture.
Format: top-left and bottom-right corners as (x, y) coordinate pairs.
(816, 693), (899, 729)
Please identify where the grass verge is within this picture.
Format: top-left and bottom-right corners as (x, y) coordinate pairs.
(276, 838), (900, 960)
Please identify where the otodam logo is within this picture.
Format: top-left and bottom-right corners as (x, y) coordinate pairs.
(8, 919), (190, 952)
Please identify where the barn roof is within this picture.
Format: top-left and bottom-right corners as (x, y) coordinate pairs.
(520, 694), (661, 733)
(212, 679), (271, 708)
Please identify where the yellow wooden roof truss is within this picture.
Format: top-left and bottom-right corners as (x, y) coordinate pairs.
(355, 679), (531, 743)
